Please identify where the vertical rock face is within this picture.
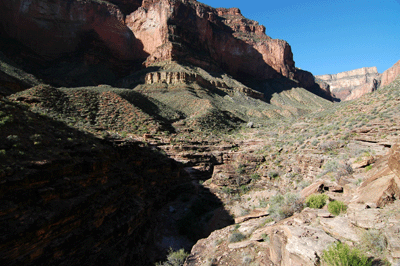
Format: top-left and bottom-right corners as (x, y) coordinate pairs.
(316, 67), (380, 101)
(125, 0), (296, 80)
(381, 60), (400, 88)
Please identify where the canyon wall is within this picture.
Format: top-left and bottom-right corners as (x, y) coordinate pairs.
(316, 67), (380, 101)
(126, 0), (295, 80)
(0, 0), (328, 98)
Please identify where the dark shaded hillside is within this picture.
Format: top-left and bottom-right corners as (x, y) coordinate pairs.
(0, 98), (232, 265)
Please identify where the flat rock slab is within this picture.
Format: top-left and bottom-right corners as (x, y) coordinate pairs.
(317, 209), (332, 218)
(228, 240), (255, 250)
(348, 206), (383, 229)
(235, 208), (269, 224)
(283, 225), (337, 265)
(320, 216), (360, 242)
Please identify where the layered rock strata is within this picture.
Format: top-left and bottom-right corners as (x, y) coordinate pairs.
(144, 71), (264, 99)
(316, 67), (380, 101)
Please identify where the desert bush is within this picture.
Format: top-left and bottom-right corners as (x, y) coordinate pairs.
(268, 171), (279, 179)
(229, 232), (246, 243)
(268, 193), (303, 221)
(322, 160), (339, 174)
(327, 200), (347, 216)
(155, 248), (189, 266)
(320, 140), (339, 152)
(250, 173), (260, 180)
(361, 229), (387, 255)
(322, 242), (372, 266)
(305, 194), (328, 209)
(337, 163), (353, 177)
(236, 164), (246, 174)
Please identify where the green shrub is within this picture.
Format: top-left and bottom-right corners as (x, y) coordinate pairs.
(322, 242), (372, 266)
(305, 194), (328, 209)
(155, 248), (189, 266)
(328, 200), (347, 216)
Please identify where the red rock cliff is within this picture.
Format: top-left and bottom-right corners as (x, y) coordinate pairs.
(127, 0), (296, 80)
(381, 60), (400, 88)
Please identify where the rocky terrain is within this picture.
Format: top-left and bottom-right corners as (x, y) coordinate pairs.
(183, 76), (400, 266)
(1, 0), (400, 266)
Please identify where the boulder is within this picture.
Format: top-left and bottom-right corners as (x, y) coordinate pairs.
(300, 181), (325, 199)
(269, 225), (337, 265)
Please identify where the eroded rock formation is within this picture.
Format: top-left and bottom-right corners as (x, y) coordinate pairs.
(316, 67), (380, 101)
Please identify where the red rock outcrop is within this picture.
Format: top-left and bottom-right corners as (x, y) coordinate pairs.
(316, 67), (380, 101)
(352, 144), (400, 208)
(381, 60), (400, 88)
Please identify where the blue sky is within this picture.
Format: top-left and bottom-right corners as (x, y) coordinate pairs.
(200, 0), (400, 76)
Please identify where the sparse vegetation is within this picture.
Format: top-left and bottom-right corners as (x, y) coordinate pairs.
(155, 248), (189, 266)
(361, 229), (387, 256)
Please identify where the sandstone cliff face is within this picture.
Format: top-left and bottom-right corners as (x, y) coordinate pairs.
(381, 60), (400, 88)
(316, 67), (380, 101)
(126, 0), (295, 81)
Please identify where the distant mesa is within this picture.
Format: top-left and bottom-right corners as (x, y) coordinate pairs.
(316, 67), (380, 101)
(316, 60), (400, 101)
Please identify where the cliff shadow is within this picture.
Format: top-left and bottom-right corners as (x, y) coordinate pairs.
(0, 98), (233, 266)
(0, 27), (148, 88)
